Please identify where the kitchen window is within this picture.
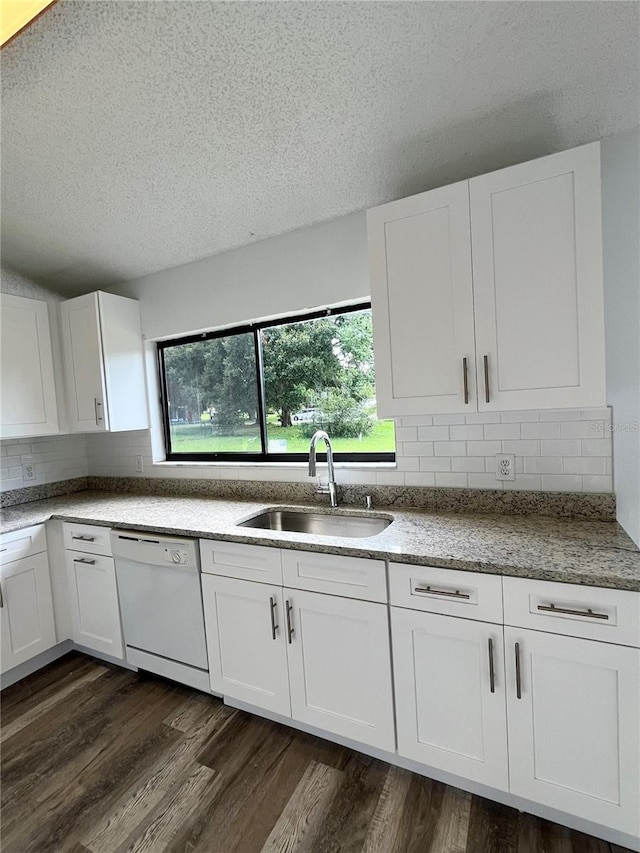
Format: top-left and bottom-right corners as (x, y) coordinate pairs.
(157, 304), (396, 463)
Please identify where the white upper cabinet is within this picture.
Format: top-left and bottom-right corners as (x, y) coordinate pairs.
(0, 294), (59, 438)
(60, 291), (149, 433)
(367, 142), (606, 415)
(367, 181), (476, 416)
(470, 143), (605, 410)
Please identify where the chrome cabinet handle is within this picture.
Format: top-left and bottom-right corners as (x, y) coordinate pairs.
(285, 599), (294, 644)
(414, 586), (471, 600)
(537, 603), (609, 621)
(515, 642), (522, 699)
(94, 398), (103, 425)
(488, 637), (495, 694)
(0, 580), (3, 608)
(72, 535), (95, 542)
(483, 355), (490, 404)
(269, 596), (279, 640)
(74, 557), (96, 565)
(462, 357), (469, 405)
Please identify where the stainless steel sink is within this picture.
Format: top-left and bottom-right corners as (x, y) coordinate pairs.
(238, 509), (392, 538)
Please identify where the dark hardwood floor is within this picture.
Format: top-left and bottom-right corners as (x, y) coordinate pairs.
(0, 653), (632, 853)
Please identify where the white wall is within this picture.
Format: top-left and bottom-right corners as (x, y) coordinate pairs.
(110, 212), (369, 340)
(602, 128), (640, 546)
(0, 267), (89, 489)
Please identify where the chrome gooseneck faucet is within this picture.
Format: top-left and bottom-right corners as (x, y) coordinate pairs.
(308, 430), (338, 508)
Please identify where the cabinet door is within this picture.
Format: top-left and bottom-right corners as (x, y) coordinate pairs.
(392, 608), (508, 791)
(202, 575), (290, 717)
(367, 181), (477, 416)
(0, 293), (59, 438)
(285, 589), (395, 750)
(0, 553), (56, 673)
(60, 293), (109, 432)
(470, 142), (605, 410)
(65, 551), (123, 658)
(505, 627), (640, 836)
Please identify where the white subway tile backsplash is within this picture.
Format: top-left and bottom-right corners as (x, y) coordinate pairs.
(435, 472), (468, 487)
(468, 473), (504, 489)
(467, 440), (502, 456)
(434, 441), (467, 457)
(523, 457), (563, 474)
(484, 423), (521, 440)
(502, 439), (540, 456)
(539, 409), (582, 421)
(582, 438), (613, 456)
(419, 457), (452, 472)
(449, 424), (484, 441)
(0, 433), (88, 492)
(464, 412), (501, 424)
(582, 475), (614, 493)
(404, 472), (436, 487)
(432, 414), (465, 425)
(395, 426), (418, 443)
(541, 439), (582, 457)
(563, 457), (607, 475)
(401, 441), (434, 457)
(503, 474), (542, 490)
(400, 415), (433, 427)
(54, 405), (613, 498)
(560, 420), (607, 439)
(521, 422), (561, 440)
(501, 410), (540, 423)
(541, 474), (584, 492)
(451, 457), (486, 473)
(417, 425), (450, 441)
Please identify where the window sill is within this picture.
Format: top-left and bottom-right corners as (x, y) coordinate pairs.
(151, 460), (398, 470)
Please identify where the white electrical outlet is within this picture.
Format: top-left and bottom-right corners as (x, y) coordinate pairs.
(495, 453), (515, 481)
(22, 461), (37, 481)
(135, 455), (144, 473)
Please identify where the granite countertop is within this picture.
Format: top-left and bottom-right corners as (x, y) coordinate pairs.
(1, 490), (639, 591)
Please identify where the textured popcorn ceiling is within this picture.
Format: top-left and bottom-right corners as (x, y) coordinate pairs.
(1, 1), (639, 295)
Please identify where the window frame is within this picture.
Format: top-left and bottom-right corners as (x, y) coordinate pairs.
(157, 302), (395, 464)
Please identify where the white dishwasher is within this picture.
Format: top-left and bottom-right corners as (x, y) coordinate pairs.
(111, 530), (210, 692)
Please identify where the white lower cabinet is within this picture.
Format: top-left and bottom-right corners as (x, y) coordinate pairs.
(504, 626), (640, 837)
(285, 588), (395, 751)
(391, 608), (509, 790)
(0, 551), (56, 673)
(64, 550), (123, 659)
(202, 574), (290, 716)
(200, 544), (396, 752)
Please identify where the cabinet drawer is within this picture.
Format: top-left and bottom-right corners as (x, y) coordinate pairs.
(0, 524), (47, 565)
(62, 522), (112, 556)
(199, 539), (282, 585)
(282, 550), (387, 603)
(503, 576), (640, 647)
(389, 563), (503, 623)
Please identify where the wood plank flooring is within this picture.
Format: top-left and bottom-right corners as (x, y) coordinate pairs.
(0, 653), (632, 853)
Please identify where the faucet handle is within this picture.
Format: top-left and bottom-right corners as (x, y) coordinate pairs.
(365, 495), (373, 510)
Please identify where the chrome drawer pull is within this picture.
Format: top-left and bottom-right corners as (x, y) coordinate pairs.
(74, 557), (96, 565)
(72, 535), (95, 542)
(515, 642), (522, 699)
(537, 603), (609, 621)
(462, 357), (469, 405)
(0, 580), (3, 608)
(483, 355), (490, 404)
(414, 586), (471, 600)
(285, 599), (294, 644)
(488, 637), (495, 694)
(269, 596), (279, 640)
